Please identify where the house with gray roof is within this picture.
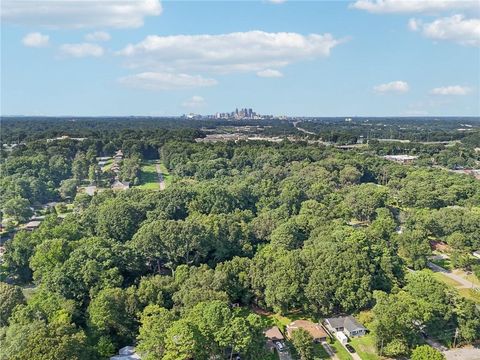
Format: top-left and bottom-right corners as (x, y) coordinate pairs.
(324, 316), (366, 338)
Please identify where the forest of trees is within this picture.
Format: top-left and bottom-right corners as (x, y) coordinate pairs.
(1, 119), (480, 360)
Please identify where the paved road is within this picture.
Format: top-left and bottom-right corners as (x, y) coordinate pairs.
(427, 262), (479, 290)
(155, 164), (166, 190)
(444, 347), (480, 360)
(293, 121), (316, 135)
(425, 337), (448, 352)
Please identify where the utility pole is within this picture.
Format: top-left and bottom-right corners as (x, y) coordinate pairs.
(452, 327), (459, 348)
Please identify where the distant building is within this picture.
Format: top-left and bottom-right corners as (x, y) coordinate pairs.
(383, 155), (418, 164)
(473, 251), (480, 259)
(324, 316), (366, 338)
(112, 180), (130, 191)
(286, 320), (328, 342)
(84, 185), (97, 196)
(23, 220), (42, 231)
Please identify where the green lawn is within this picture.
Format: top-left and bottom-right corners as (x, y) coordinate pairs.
(350, 334), (381, 360)
(330, 339), (353, 360)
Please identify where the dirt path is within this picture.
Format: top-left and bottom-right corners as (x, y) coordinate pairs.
(155, 164), (165, 190)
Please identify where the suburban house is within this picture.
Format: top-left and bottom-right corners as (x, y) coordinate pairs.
(324, 316), (367, 338)
(112, 180), (130, 191)
(23, 220), (42, 231)
(265, 326), (284, 342)
(264, 326), (285, 352)
(286, 320), (328, 342)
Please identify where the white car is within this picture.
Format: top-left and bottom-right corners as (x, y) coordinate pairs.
(274, 341), (287, 352)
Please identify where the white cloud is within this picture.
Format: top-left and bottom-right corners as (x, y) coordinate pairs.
(182, 95), (206, 108)
(119, 31), (345, 74)
(1, 0), (162, 29)
(351, 0), (478, 14)
(374, 80), (409, 93)
(430, 85), (472, 95)
(410, 15), (480, 46)
(85, 31), (111, 42)
(257, 69), (284, 78)
(267, 0), (287, 4)
(22, 32), (49, 47)
(118, 72), (218, 91)
(60, 43), (104, 57)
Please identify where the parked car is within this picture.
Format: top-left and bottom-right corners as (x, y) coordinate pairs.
(345, 344), (356, 353)
(274, 341), (287, 352)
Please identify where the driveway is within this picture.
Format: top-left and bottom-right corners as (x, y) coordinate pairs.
(427, 262), (479, 289)
(278, 350), (292, 360)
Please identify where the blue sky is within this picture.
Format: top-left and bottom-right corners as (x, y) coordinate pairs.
(1, 0), (479, 116)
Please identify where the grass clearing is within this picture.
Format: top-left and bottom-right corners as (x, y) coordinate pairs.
(432, 272), (463, 288)
(158, 163), (172, 187)
(136, 160), (172, 190)
(137, 160), (161, 190)
(458, 288), (480, 304)
(22, 285), (38, 301)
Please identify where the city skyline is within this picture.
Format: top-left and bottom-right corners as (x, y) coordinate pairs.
(2, 0), (479, 117)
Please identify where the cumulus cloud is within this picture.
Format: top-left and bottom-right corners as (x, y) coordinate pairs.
(22, 32), (49, 47)
(182, 95), (206, 108)
(374, 80), (409, 93)
(1, 0), (162, 29)
(118, 72), (218, 91)
(430, 85), (472, 95)
(409, 15), (480, 46)
(257, 69), (283, 78)
(60, 43), (104, 57)
(85, 31), (111, 42)
(351, 0), (478, 14)
(119, 31), (345, 74)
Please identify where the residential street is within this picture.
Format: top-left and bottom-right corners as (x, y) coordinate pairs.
(444, 347), (480, 360)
